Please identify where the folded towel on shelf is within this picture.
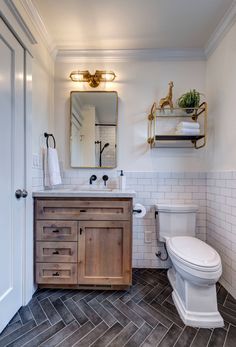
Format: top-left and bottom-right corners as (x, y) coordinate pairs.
(177, 121), (200, 129)
(44, 147), (62, 187)
(175, 128), (200, 135)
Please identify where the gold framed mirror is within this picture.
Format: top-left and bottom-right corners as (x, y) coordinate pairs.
(70, 91), (118, 168)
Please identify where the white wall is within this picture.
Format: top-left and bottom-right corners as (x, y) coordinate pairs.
(54, 60), (206, 172)
(206, 21), (236, 171)
(205, 21), (236, 299)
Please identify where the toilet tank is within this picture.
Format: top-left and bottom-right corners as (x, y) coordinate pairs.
(155, 204), (198, 242)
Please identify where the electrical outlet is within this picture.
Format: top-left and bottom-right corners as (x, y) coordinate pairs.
(144, 231), (152, 243)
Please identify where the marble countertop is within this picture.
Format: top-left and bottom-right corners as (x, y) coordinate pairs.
(33, 188), (136, 198)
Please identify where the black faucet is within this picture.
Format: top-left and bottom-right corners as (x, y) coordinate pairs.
(102, 175), (109, 186)
(89, 175), (97, 185)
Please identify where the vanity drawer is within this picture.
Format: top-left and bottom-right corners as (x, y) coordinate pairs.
(36, 242), (77, 263)
(36, 263), (77, 284)
(36, 199), (131, 221)
(36, 221), (77, 241)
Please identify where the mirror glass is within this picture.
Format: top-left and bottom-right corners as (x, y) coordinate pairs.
(70, 91), (118, 168)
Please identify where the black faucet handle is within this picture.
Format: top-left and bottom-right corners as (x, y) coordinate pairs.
(102, 175), (109, 186)
(89, 175), (97, 185)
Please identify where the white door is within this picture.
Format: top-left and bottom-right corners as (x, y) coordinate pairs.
(0, 18), (25, 333)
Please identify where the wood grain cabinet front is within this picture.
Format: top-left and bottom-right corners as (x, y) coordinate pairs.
(34, 197), (133, 289)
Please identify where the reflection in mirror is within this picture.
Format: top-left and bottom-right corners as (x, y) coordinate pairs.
(70, 91), (117, 168)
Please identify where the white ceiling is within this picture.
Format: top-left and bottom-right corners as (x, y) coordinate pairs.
(32, 0), (234, 51)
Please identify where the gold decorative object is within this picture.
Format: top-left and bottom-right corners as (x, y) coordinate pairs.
(159, 81), (174, 109)
(69, 70), (116, 88)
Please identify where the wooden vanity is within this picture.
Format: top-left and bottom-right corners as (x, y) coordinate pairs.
(34, 191), (135, 290)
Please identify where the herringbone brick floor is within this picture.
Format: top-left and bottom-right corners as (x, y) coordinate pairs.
(0, 269), (236, 347)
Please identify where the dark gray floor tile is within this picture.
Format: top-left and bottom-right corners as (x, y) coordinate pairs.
(64, 298), (89, 325)
(155, 286), (173, 305)
(7, 320), (51, 347)
(119, 284), (143, 303)
(34, 289), (54, 302)
(225, 294), (236, 312)
(8, 313), (21, 326)
(126, 300), (158, 328)
(208, 328), (227, 347)
(107, 291), (127, 303)
(79, 299), (103, 325)
(225, 324), (236, 347)
(174, 326), (197, 347)
(113, 300), (145, 327)
(151, 300), (184, 328)
(158, 324), (182, 347)
(18, 306), (33, 324)
(101, 300), (130, 327)
(40, 320), (79, 346)
(96, 291), (116, 303)
(56, 321), (94, 347)
(107, 322), (138, 347)
(191, 328), (212, 347)
(142, 284), (165, 304)
(92, 322), (123, 347)
(124, 322), (152, 347)
(132, 284), (154, 303)
(83, 291), (102, 303)
(60, 289), (81, 302)
(50, 298), (75, 325)
(72, 290), (93, 302)
(138, 301), (172, 328)
(217, 286), (228, 305)
(142, 324), (168, 347)
(40, 298), (61, 325)
(0, 320), (36, 347)
(23, 320), (65, 347)
(28, 297), (47, 324)
(0, 322), (22, 339)
(89, 299), (117, 327)
(73, 321), (108, 347)
(47, 289), (70, 302)
(219, 304), (236, 326)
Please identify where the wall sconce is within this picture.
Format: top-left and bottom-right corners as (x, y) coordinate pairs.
(69, 70), (116, 88)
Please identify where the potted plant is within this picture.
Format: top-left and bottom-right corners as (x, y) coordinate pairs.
(178, 89), (201, 113)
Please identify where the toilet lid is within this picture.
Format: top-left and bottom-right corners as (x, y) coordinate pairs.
(167, 236), (221, 268)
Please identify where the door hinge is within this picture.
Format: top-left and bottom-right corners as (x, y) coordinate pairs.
(80, 228), (83, 235)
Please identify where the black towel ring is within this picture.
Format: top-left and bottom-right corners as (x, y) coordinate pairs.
(44, 132), (56, 148)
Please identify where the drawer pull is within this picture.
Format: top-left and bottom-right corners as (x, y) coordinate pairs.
(80, 209), (87, 212)
(52, 229), (60, 233)
(52, 272), (60, 276)
(52, 250), (59, 255)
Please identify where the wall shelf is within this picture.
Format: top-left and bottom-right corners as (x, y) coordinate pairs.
(147, 102), (207, 149)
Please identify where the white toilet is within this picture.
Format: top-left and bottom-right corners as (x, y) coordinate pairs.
(155, 204), (224, 328)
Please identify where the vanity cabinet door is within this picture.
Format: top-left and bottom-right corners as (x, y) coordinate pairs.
(78, 221), (132, 285)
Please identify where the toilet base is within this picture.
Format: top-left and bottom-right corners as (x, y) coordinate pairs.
(168, 268), (224, 328)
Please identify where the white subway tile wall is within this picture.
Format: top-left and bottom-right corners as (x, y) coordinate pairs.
(32, 165), (236, 296)
(35, 169), (205, 269)
(207, 171), (236, 298)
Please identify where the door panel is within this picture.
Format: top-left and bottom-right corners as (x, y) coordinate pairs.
(78, 221), (132, 285)
(0, 18), (25, 333)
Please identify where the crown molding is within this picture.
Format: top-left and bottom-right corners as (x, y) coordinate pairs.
(56, 48), (206, 63)
(4, 0), (37, 44)
(205, 0), (236, 58)
(17, 0), (56, 55)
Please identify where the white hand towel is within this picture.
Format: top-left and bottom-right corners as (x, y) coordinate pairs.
(177, 122), (200, 129)
(175, 128), (200, 135)
(44, 147), (62, 187)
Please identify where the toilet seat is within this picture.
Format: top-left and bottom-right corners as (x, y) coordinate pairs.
(167, 236), (221, 272)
